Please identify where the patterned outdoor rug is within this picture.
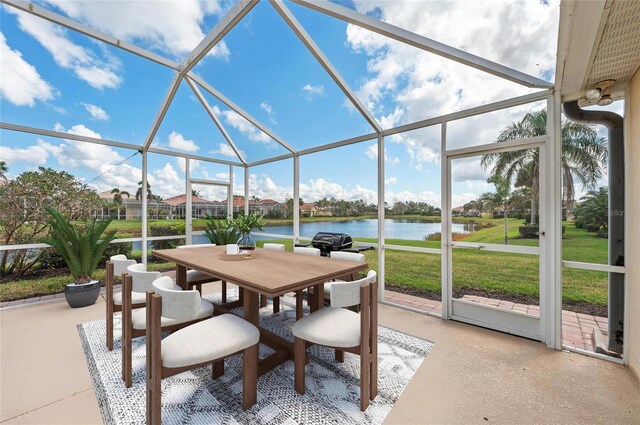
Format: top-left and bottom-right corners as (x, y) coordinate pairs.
(78, 291), (433, 424)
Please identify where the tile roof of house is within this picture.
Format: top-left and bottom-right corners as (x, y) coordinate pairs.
(300, 203), (316, 210)
(163, 194), (216, 206)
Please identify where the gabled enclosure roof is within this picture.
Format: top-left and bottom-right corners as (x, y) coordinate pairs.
(1, 0), (553, 168)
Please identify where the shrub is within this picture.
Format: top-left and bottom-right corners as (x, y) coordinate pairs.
(149, 223), (185, 250)
(38, 247), (68, 269)
(204, 216), (241, 245)
(100, 241), (133, 266)
(38, 207), (116, 284)
(523, 214), (540, 224)
(596, 225), (608, 239)
(519, 225), (539, 239)
(585, 224), (599, 233)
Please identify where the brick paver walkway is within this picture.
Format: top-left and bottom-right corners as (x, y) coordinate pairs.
(384, 290), (608, 352)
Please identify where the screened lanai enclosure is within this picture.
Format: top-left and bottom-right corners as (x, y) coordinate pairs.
(0, 0), (628, 363)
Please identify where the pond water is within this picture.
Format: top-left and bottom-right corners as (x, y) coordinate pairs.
(133, 219), (472, 250)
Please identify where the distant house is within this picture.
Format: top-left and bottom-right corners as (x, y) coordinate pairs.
(98, 190), (171, 220)
(452, 205), (480, 217)
(220, 196), (283, 216)
(163, 194), (226, 219)
(300, 203), (319, 217)
(252, 199), (283, 216)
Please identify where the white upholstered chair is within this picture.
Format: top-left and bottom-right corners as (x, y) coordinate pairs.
(105, 254), (139, 351)
(292, 270), (378, 411)
(262, 243), (286, 312)
(308, 252), (366, 307)
(121, 266), (213, 388)
(176, 244), (223, 296)
(292, 246), (321, 319)
(147, 278), (259, 422)
(293, 246), (320, 256)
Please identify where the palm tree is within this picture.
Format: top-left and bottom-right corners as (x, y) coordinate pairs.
(135, 181), (152, 202)
(0, 161), (8, 182)
(481, 110), (606, 224)
(110, 188), (130, 220)
(574, 187), (608, 230)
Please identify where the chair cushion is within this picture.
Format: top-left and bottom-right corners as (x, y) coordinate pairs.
(113, 290), (147, 306)
(132, 298), (214, 330)
(161, 314), (260, 368)
(308, 279), (346, 297)
(187, 270), (217, 283)
(292, 307), (360, 348)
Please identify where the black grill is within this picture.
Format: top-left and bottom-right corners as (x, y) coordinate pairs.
(310, 232), (353, 256)
(296, 232), (375, 257)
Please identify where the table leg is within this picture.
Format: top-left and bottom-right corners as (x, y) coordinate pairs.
(176, 265), (188, 290)
(312, 282), (324, 312)
(243, 288), (259, 326)
(295, 291), (304, 320)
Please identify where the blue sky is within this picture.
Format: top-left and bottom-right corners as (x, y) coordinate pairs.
(1, 0), (618, 207)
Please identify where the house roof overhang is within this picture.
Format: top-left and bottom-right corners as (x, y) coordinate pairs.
(556, 0), (640, 105)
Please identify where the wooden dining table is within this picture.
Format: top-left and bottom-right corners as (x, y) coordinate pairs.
(152, 245), (368, 376)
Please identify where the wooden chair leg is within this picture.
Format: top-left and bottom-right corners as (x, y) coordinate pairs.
(106, 262), (114, 351)
(272, 296), (280, 313)
(238, 285), (244, 304)
(295, 291), (304, 320)
(335, 349), (344, 363)
(260, 294), (267, 308)
(107, 304), (114, 351)
(221, 280), (227, 303)
(294, 337), (306, 395)
(212, 360), (224, 379)
(147, 294), (162, 425)
(122, 275), (133, 388)
(359, 284), (371, 411)
(243, 344), (258, 410)
(370, 282), (378, 400)
(360, 348), (370, 411)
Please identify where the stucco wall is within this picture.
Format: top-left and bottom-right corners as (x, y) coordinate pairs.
(628, 69), (640, 378)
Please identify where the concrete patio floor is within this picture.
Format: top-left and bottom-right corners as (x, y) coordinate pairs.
(1, 282), (638, 424)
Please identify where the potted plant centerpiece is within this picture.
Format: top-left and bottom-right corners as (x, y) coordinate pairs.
(233, 213), (264, 250)
(39, 206), (116, 308)
(203, 215), (241, 245)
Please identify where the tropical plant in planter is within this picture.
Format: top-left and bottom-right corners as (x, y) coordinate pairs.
(39, 206), (116, 308)
(232, 213), (265, 250)
(203, 215), (241, 245)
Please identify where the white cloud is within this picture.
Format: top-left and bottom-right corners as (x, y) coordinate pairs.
(167, 131), (199, 152)
(89, 163), (141, 194)
(365, 143), (400, 165)
(0, 142), (50, 165)
(8, 9), (122, 89)
(0, 32), (56, 106)
(44, 123), (124, 169)
(302, 84), (325, 99)
(81, 102), (109, 120)
(451, 157), (490, 182)
(42, 0), (229, 60)
(300, 178), (378, 205)
(385, 177), (397, 185)
(213, 106), (273, 145)
(175, 157), (199, 174)
(345, 0), (559, 166)
(260, 101), (277, 124)
(210, 143), (242, 159)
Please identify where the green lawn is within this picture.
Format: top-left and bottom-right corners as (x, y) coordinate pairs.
(1, 218), (610, 306)
(0, 262), (175, 302)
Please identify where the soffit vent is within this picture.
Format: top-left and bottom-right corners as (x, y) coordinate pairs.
(587, 0), (640, 86)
